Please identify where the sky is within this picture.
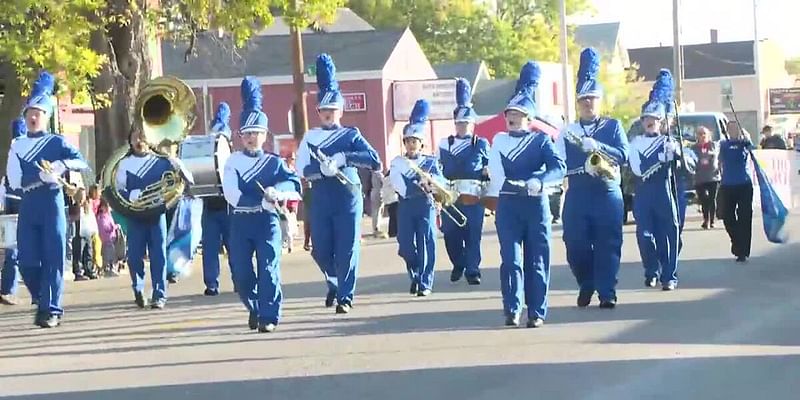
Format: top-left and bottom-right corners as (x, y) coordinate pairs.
(571, 0), (800, 57)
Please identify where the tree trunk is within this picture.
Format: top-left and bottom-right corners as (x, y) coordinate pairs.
(0, 62), (24, 176)
(91, 0), (151, 175)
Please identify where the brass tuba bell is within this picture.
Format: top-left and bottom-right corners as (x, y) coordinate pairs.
(100, 76), (197, 220)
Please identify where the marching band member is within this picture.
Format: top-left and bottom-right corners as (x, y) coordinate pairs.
(222, 76), (300, 332)
(116, 125), (191, 310)
(719, 121), (754, 263)
(6, 71), (89, 327)
(389, 99), (443, 296)
(628, 80), (681, 291)
(556, 48), (629, 309)
(202, 102), (233, 296)
(487, 62), (566, 328)
(437, 78), (490, 285)
(296, 54), (381, 314)
(0, 118), (26, 306)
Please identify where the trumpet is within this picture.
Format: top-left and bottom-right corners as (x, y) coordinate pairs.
(310, 149), (356, 186)
(563, 130), (618, 181)
(405, 158), (467, 228)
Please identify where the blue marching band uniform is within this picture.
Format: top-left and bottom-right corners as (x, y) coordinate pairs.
(222, 76), (301, 332)
(3, 51), (721, 331)
(0, 118), (27, 306)
(296, 54), (381, 314)
(201, 102), (234, 296)
(437, 78), (490, 285)
(556, 48), (629, 309)
(389, 99), (445, 297)
(115, 130), (192, 310)
(628, 70), (681, 291)
(487, 61), (566, 328)
(5, 71), (89, 327)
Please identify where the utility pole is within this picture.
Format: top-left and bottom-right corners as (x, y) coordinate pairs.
(752, 0), (763, 132)
(672, 0), (684, 106)
(559, 0), (571, 123)
(290, 0), (309, 141)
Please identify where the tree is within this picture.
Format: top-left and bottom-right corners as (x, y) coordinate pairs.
(347, 0), (591, 78)
(601, 62), (645, 130)
(0, 0), (343, 174)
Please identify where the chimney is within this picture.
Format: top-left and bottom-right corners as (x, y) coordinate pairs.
(710, 29), (719, 43)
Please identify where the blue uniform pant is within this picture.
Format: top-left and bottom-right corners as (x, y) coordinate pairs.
(397, 197), (437, 291)
(229, 212), (282, 324)
(496, 195), (551, 320)
(634, 183), (680, 284)
(563, 186), (624, 302)
(309, 181), (363, 305)
(1, 248), (19, 296)
(18, 191), (67, 315)
(440, 202), (484, 278)
(201, 208), (231, 291)
(127, 215), (168, 301)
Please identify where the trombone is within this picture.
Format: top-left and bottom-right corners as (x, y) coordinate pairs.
(405, 158), (467, 228)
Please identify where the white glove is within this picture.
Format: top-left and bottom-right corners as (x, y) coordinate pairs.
(526, 178), (543, 196)
(664, 140), (679, 155)
(39, 171), (60, 184)
(262, 186), (279, 202)
(331, 152), (347, 168)
(129, 189), (142, 202)
(320, 160), (339, 177)
(48, 160), (67, 176)
(581, 137), (599, 152)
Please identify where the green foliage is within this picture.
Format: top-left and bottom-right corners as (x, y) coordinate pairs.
(0, 0), (107, 98)
(601, 63), (645, 130)
(786, 57), (800, 75)
(348, 0), (591, 78)
(0, 0), (343, 98)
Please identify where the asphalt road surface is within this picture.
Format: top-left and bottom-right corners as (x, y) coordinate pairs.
(1, 212), (799, 399)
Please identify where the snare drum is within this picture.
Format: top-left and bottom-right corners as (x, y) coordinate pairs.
(179, 134), (231, 197)
(453, 179), (484, 205)
(0, 214), (18, 249)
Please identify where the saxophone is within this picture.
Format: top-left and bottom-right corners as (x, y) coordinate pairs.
(563, 130), (617, 181)
(100, 76), (197, 220)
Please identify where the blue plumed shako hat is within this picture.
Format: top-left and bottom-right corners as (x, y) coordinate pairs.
(239, 77), (268, 133)
(316, 54), (344, 110)
(505, 61), (541, 118)
(403, 99), (430, 141)
(453, 78), (477, 123)
(576, 48), (603, 99)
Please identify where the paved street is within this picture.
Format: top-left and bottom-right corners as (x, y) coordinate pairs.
(1, 212), (799, 400)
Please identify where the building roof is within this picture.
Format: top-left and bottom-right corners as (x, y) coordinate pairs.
(629, 40), (755, 81)
(433, 62), (491, 88)
(256, 8), (374, 36)
(472, 79), (516, 116)
(574, 22), (621, 55)
(162, 29), (406, 80)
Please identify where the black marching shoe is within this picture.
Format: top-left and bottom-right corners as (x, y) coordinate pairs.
(526, 318), (544, 328)
(450, 268), (464, 283)
(248, 312), (258, 330)
(465, 275), (481, 285)
(577, 290), (593, 307)
(134, 292), (147, 309)
(735, 256), (748, 263)
(325, 291), (337, 308)
(336, 303), (352, 314)
(599, 298), (617, 309)
(505, 314), (521, 327)
(645, 277), (657, 288)
(409, 282), (419, 295)
(204, 288), (220, 296)
(662, 282), (677, 291)
(151, 298), (166, 310)
(417, 288), (432, 297)
(36, 313), (60, 328)
(258, 322), (277, 333)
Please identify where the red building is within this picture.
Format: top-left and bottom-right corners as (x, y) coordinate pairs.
(162, 28), (458, 168)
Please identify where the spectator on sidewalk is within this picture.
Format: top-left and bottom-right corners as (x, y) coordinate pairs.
(759, 125), (788, 150)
